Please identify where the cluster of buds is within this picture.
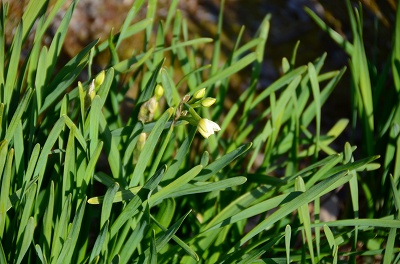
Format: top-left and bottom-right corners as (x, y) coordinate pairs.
(134, 84), (164, 164)
(138, 84), (164, 123)
(178, 88), (221, 139)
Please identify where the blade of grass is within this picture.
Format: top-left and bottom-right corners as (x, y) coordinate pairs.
(0, 4), (6, 94)
(116, 0), (146, 48)
(56, 197), (87, 264)
(4, 88), (33, 142)
(0, 148), (13, 238)
(286, 225), (291, 264)
(15, 217), (35, 264)
(204, 192), (302, 232)
(98, 112), (123, 183)
(250, 65), (307, 109)
(4, 21), (22, 107)
(162, 127), (196, 181)
(164, 176), (247, 199)
(110, 165), (165, 238)
(41, 181), (54, 259)
(231, 170), (352, 250)
(150, 165), (203, 206)
(16, 183), (37, 246)
(383, 227), (397, 264)
(305, 7), (353, 55)
(50, 194), (72, 262)
(129, 108), (173, 187)
(118, 213), (147, 263)
(152, 214), (199, 261)
(39, 40), (98, 114)
(100, 183), (119, 228)
(44, 0), (76, 84)
(89, 221), (109, 264)
(308, 63), (321, 160)
(194, 143), (252, 182)
(195, 52), (257, 91)
(295, 176), (315, 264)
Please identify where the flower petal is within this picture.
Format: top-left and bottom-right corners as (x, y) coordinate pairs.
(197, 118), (220, 138)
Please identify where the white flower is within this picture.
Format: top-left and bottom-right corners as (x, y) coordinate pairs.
(197, 118), (221, 138)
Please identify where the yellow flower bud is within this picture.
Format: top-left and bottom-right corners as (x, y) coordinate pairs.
(155, 84), (164, 99)
(94, 70), (105, 90)
(193, 88), (206, 100)
(201, 97), (216, 107)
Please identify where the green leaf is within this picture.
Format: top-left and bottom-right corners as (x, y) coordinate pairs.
(16, 217), (35, 264)
(204, 192), (302, 232)
(110, 165), (165, 238)
(128, 58), (165, 125)
(305, 7), (353, 54)
(150, 165), (203, 206)
(45, 0), (76, 83)
(51, 194), (72, 262)
(4, 20), (22, 106)
(119, 212), (148, 262)
(162, 127), (196, 181)
(160, 68), (180, 107)
(41, 181), (54, 259)
(165, 176), (247, 199)
(149, 230), (157, 264)
(155, 210), (191, 252)
(4, 88), (33, 142)
(89, 221), (109, 264)
(196, 52), (257, 90)
(35, 244), (48, 264)
(194, 143), (252, 181)
(250, 65), (307, 109)
(96, 68), (114, 108)
(295, 176), (315, 263)
(16, 183), (37, 246)
(0, 148), (13, 238)
(34, 116), (66, 190)
(152, 212), (199, 261)
(0, 241), (6, 264)
(100, 183), (119, 228)
(98, 112), (122, 182)
(87, 186), (140, 205)
(40, 39), (98, 113)
(56, 197), (87, 264)
(0, 140), (8, 183)
(285, 225), (291, 264)
(129, 108), (173, 187)
(232, 170), (352, 249)
(116, 0), (146, 48)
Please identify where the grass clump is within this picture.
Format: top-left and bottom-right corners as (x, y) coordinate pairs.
(0, 0), (399, 263)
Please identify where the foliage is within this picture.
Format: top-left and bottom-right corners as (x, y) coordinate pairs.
(0, 0), (399, 263)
